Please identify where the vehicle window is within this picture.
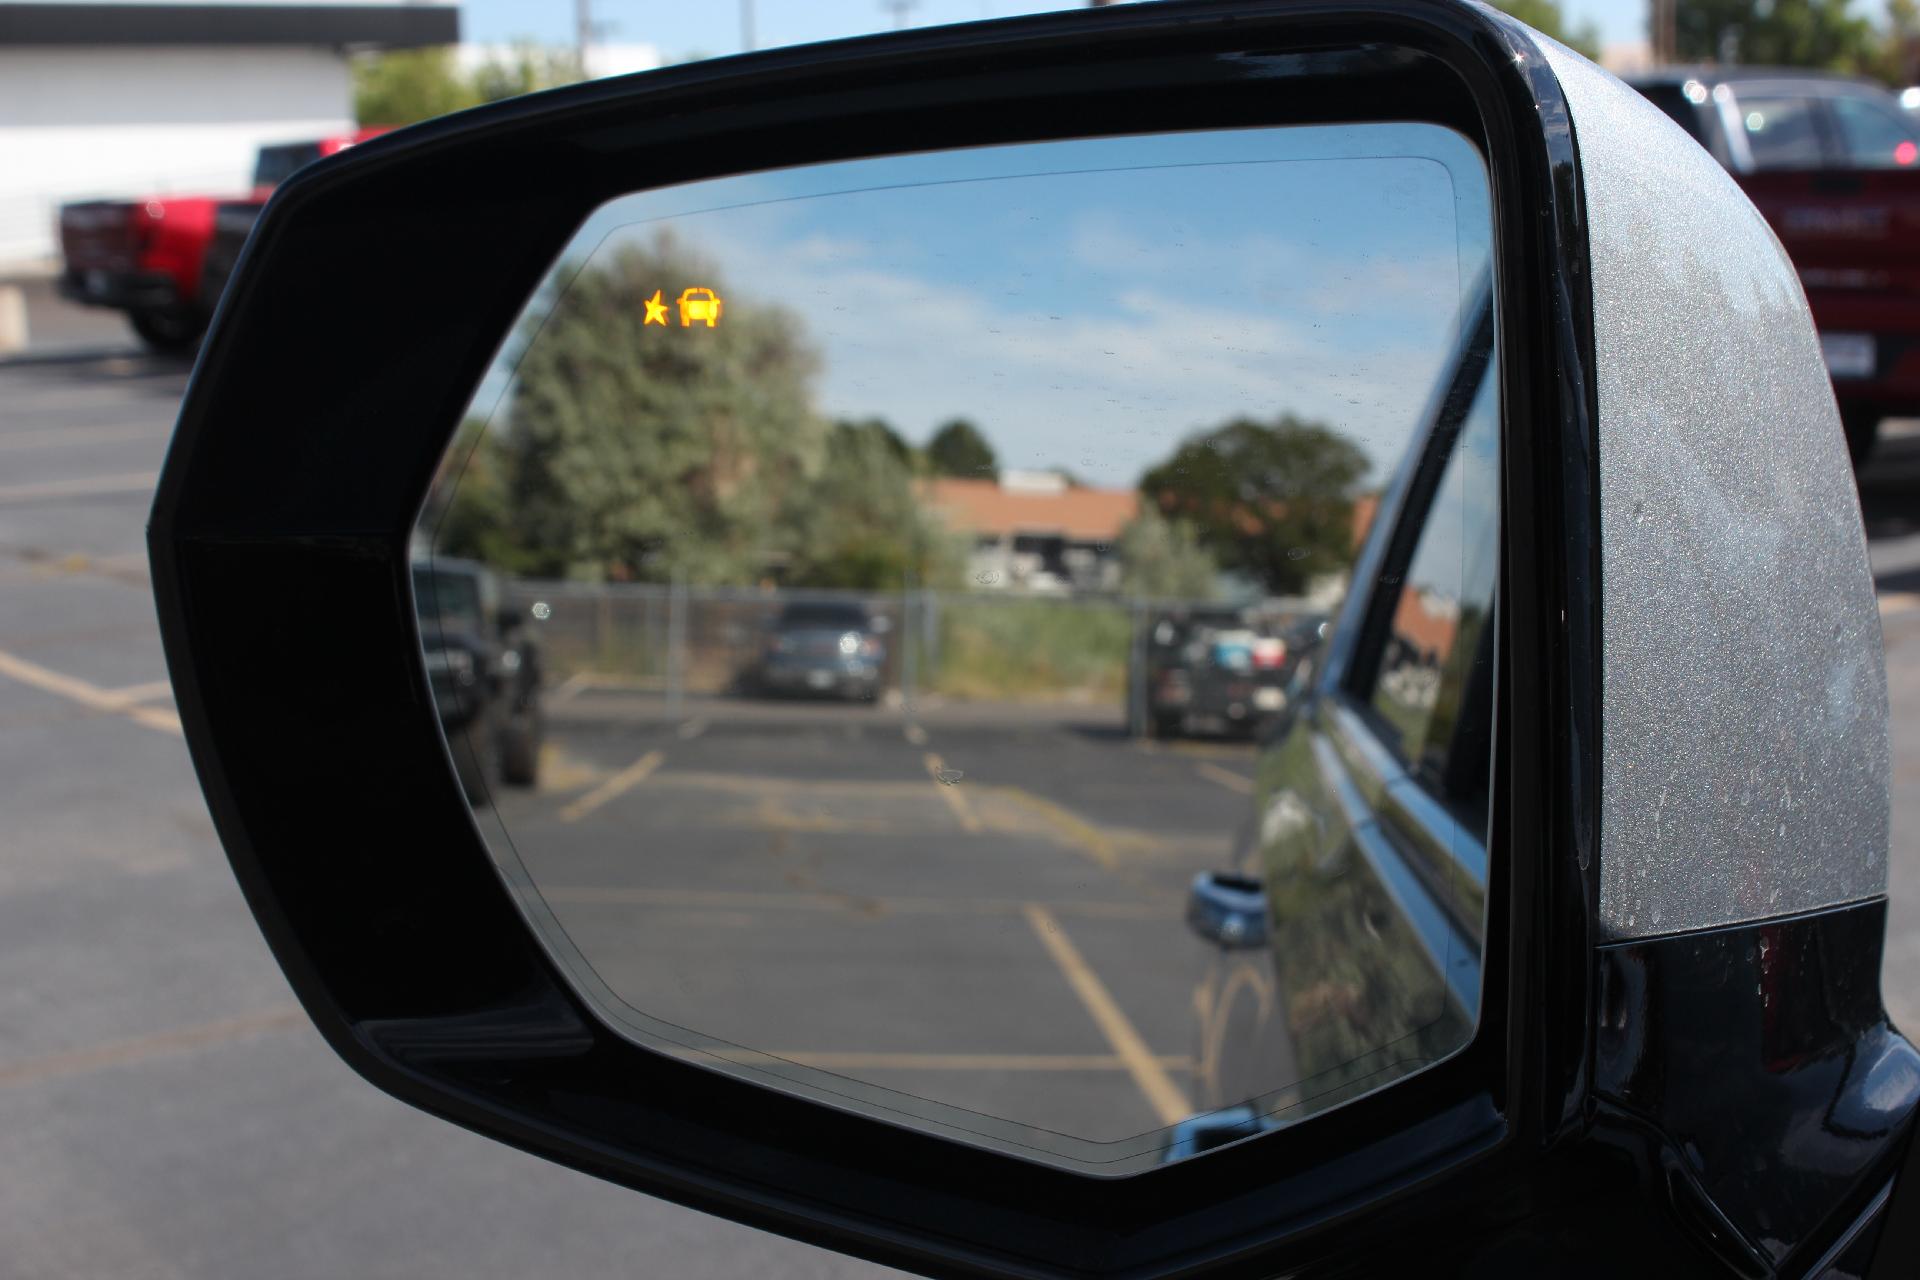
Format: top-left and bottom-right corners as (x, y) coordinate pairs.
(1827, 92), (1920, 168)
(252, 143), (322, 188)
(1734, 93), (1826, 169)
(1362, 369), (1499, 833)
(1637, 83), (1712, 149)
(413, 564), (482, 632)
(411, 121), (1494, 1174)
(777, 602), (870, 629)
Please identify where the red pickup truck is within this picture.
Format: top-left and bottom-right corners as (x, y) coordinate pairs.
(57, 129), (386, 354)
(1634, 68), (1920, 465)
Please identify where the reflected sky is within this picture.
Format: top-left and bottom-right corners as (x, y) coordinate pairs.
(475, 124), (1491, 490)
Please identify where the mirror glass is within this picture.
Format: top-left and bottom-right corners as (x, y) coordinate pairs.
(413, 122), (1497, 1173)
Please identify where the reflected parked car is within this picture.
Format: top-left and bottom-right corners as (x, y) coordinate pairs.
(1134, 606), (1302, 739)
(753, 600), (887, 701)
(413, 558), (543, 800)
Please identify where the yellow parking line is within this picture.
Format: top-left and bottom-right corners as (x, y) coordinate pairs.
(0, 646), (180, 737)
(538, 885), (1175, 920)
(102, 679), (175, 705)
(923, 752), (982, 833)
(0, 471), (157, 504)
(1195, 761), (1255, 795)
(0, 1007), (304, 1087)
(675, 1050), (1192, 1073)
(0, 423), (167, 452)
(558, 749), (663, 823)
(1023, 904), (1192, 1125)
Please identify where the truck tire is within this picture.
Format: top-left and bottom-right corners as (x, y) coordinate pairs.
(1842, 409), (1881, 469)
(129, 306), (206, 355)
(498, 708), (541, 787)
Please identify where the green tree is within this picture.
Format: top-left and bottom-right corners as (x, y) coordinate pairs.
(1868, 0), (1920, 82)
(833, 416), (915, 469)
(925, 418), (999, 480)
(1138, 415), (1368, 596)
(481, 234), (828, 583)
(1115, 507), (1220, 601)
(472, 40), (583, 101)
(353, 47), (481, 126)
(354, 42), (582, 127)
(1675, 0), (1882, 72)
(1493, 0), (1602, 58)
(783, 422), (965, 590)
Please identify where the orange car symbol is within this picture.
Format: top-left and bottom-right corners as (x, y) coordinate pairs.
(677, 287), (723, 327)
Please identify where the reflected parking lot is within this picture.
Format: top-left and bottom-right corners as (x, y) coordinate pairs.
(483, 683), (1253, 1147)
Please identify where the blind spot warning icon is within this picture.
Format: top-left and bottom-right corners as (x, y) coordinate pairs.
(677, 287), (723, 327)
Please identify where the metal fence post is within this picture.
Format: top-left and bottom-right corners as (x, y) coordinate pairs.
(667, 570), (687, 717)
(900, 567), (916, 712)
(1129, 595), (1147, 738)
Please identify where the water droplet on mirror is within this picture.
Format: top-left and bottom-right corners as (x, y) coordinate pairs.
(531, 601), (552, 620)
(936, 768), (964, 786)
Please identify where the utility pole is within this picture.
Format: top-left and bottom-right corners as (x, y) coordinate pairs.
(576, 0), (591, 78)
(742, 0), (755, 52)
(881, 0), (919, 30)
(1650, 0), (1678, 66)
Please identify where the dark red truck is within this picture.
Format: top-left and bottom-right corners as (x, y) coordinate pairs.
(57, 130), (386, 354)
(1634, 68), (1920, 464)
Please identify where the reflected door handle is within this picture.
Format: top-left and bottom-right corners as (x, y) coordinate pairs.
(1187, 871), (1269, 949)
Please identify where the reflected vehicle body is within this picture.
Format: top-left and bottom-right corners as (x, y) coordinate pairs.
(413, 558), (544, 798)
(1139, 607), (1296, 739)
(1185, 295), (1496, 1154)
(753, 600), (886, 701)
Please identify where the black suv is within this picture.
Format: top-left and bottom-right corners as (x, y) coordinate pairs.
(412, 558), (543, 801)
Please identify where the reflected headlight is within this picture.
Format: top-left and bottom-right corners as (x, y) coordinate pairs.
(838, 632), (861, 655)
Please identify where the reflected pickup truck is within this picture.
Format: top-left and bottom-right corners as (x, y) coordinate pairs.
(57, 130), (385, 354)
(1633, 68), (1920, 464)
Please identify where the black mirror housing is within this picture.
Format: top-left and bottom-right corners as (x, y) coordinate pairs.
(155, 3), (1913, 1276)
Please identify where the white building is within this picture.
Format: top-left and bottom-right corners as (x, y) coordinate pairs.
(0, 0), (459, 267)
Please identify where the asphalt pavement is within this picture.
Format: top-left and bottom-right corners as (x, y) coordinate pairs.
(2, 335), (1918, 1276)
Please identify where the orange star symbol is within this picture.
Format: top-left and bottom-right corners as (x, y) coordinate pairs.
(643, 290), (669, 326)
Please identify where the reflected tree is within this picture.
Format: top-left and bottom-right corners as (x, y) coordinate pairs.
(1138, 415), (1368, 597)
(782, 421), (966, 590)
(471, 234), (828, 582)
(1114, 506), (1219, 601)
(925, 418), (999, 480)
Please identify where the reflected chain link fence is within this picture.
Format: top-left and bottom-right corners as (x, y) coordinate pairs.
(504, 579), (1321, 731)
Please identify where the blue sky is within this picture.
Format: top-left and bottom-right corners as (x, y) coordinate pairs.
(463, 0), (1891, 65)
(476, 123), (1492, 490)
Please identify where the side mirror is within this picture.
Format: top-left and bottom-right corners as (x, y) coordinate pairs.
(151, 3), (1913, 1277)
(1186, 872), (1267, 950)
